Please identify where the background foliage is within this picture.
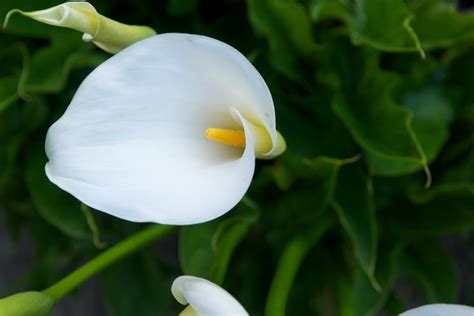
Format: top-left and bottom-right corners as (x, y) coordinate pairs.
(0, 0), (473, 315)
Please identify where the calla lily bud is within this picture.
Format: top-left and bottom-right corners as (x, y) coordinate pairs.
(401, 304), (474, 316)
(4, 2), (156, 53)
(0, 291), (54, 316)
(172, 276), (248, 316)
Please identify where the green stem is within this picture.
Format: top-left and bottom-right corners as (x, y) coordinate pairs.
(265, 217), (333, 316)
(43, 224), (175, 301)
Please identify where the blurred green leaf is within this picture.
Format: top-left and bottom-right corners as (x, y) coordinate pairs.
(400, 239), (457, 303)
(390, 182), (474, 235)
(247, 0), (319, 79)
(265, 213), (334, 316)
(274, 92), (358, 159)
(353, 242), (403, 316)
(409, 0), (474, 50)
(368, 87), (452, 175)
(309, 0), (347, 23)
(445, 45), (474, 117)
(101, 251), (176, 316)
(330, 44), (432, 175)
(266, 155), (351, 246)
(0, 76), (19, 112)
(0, 43), (28, 113)
(25, 144), (89, 239)
(167, 0), (198, 16)
(25, 35), (105, 94)
(348, 0), (474, 52)
(0, 1), (472, 314)
(333, 161), (378, 285)
(179, 220), (215, 278)
(179, 199), (259, 284)
(348, 0), (420, 53)
(0, 97), (47, 187)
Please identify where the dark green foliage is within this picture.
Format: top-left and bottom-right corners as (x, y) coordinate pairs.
(0, 0), (472, 315)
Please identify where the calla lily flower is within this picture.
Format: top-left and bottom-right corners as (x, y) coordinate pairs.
(172, 276), (248, 316)
(45, 33), (285, 224)
(4, 2), (155, 53)
(401, 304), (474, 316)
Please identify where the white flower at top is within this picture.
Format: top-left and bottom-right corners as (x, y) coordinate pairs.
(401, 304), (474, 316)
(45, 33), (285, 225)
(172, 276), (248, 316)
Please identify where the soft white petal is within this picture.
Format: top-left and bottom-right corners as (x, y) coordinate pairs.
(171, 276), (248, 316)
(46, 34), (274, 224)
(46, 108), (255, 224)
(63, 33), (277, 151)
(46, 33), (276, 224)
(401, 304), (474, 316)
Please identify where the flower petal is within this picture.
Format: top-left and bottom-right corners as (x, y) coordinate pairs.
(171, 276), (248, 316)
(46, 109), (255, 224)
(45, 33), (276, 224)
(401, 304), (474, 316)
(75, 33), (277, 149)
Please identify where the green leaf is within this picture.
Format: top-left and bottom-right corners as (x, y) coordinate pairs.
(208, 201), (259, 284)
(25, 144), (89, 239)
(266, 154), (355, 246)
(308, 0), (347, 23)
(335, 274), (357, 316)
(0, 96), (47, 188)
(348, 0), (474, 52)
(247, 0), (319, 79)
(332, 161), (378, 285)
(329, 44), (430, 175)
(368, 87), (452, 175)
(274, 92), (358, 159)
(445, 44), (474, 117)
(167, 0), (198, 16)
(349, 0), (420, 53)
(0, 76), (19, 112)
(353, 243), (403, 316)
(400, 239), (457, 302)
(390, 182), (474, 235)
(409, 0), (474, 50)
(265, 213), (334, 316)
(179, 220), (216, 278)
(25, 35), (105, 94)
(179, 199), (258, 284)
(101, 251), (176, 316)
(0, 43), (28, 113)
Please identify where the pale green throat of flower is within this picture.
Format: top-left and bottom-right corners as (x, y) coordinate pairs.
(179, 305), (198, 316)
(205, 124), (285, 158)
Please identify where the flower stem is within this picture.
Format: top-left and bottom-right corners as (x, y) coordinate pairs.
(43, 224), (175, 302)
(265, 217), (333, 316)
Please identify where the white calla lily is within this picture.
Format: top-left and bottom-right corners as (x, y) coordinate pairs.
(4, 2), (155, 53)
(401, 304), (474, 316)
(45, 33), (285, 225)
(172, 276), (248, 316)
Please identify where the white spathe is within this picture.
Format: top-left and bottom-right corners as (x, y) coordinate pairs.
(45, 33), (284, 225)
(401, 304), (474, 316)
(172, 276), (248, 316)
